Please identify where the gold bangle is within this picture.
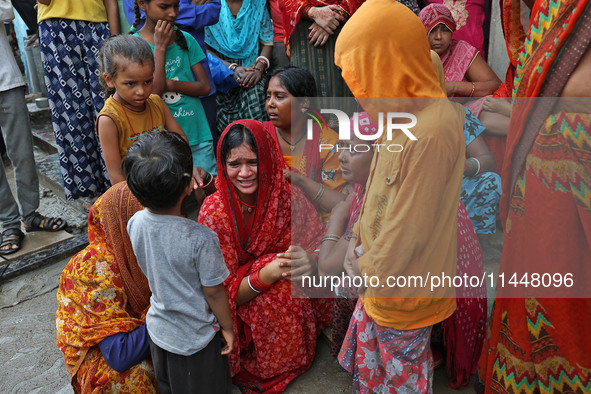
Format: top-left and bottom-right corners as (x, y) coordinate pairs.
(322, 234), (341, 243)
(312, 184), (325, 202)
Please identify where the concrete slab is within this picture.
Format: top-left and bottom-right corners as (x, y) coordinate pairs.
(0, 229), (72, 263)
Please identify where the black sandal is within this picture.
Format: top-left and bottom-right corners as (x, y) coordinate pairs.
(23, 212), (67, 233)
(0, 228), (25, 255)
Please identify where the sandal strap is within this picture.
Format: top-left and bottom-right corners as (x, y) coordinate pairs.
(27, 212), (64, 230)
(0, 228), (24, 247)
(28, 212), (45, 228)
(2, 227), (24, 239)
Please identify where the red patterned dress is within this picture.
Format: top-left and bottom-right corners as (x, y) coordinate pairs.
(478, 0), (591, 392)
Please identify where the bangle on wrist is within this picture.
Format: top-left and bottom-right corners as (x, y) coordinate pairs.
(467, 158), (477, 176)
(247, 275), (262, 293)
(255, 56), (270, 71)
(469, 82), (475, 97)
(249, 270), (273, 292)
(302, 5), (313, 18)
(229, 63), (238, 71)
(199, 172), (214, 189)
(322, 234), (341, 243)
(472, 157), (481, 175)
(312, 184), (325, 202)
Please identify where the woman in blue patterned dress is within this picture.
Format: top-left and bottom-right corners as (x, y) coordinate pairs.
(37, 0), (119, 202)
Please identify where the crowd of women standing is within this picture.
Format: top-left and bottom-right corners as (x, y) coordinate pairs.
(41, 0), (591, 392)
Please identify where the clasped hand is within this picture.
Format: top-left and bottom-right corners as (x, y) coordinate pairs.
(270, 246), (317, 281)
(233, 66), (262, 89)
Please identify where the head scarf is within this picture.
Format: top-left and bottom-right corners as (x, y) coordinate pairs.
(418, 3), (456, 35)
(335, 0), (445, 120)
(215, 119), (291, 248)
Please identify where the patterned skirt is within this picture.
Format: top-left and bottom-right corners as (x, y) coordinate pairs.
(39, 19), (110, 200)
(441, 201), (487, 388)
(214, 54), (268, 137)
(339, 300), (433, 393)
(478, 112), (591, 393)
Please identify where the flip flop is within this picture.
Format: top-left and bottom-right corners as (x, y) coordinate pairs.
(0, 228), (25, 255)
(23, 212), (67, 232)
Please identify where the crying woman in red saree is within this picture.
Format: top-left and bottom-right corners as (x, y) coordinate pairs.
(198, 119), (331, 393)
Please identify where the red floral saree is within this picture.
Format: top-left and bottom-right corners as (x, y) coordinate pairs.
(199, 119), (332, 393)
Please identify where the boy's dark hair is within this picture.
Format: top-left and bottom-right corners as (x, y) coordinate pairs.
(220, 124), (258, 164)
(123, 131), (193, 210)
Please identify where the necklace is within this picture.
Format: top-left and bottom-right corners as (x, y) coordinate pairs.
(276, 128), (305, 152)
(239, 199), (255, 213)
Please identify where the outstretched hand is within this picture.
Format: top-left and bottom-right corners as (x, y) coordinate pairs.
(277, 245), (317, 280)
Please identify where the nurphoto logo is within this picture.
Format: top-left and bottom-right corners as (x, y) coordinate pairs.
(305, 109), (418, 152)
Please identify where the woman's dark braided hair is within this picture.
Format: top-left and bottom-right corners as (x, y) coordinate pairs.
(130, 1), (188, 51)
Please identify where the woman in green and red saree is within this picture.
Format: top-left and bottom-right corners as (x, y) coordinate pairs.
(478, 0), (591, 392)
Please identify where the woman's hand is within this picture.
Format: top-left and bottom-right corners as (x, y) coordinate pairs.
(445, 81), (461, 96)
(308, 5), (346, 34)
(307, 23), (331, 47)
(260, 258), (292, 284)
(154, 20), (176, 49)
(239, 68), (263, 89)
(233, 66), (259, 89)
(192, 166), (208, 188)
(277, 246), (317, 281)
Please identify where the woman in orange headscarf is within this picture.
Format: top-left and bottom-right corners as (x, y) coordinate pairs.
(55, 182), (156, 392)
(334, 0), (465, 391)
